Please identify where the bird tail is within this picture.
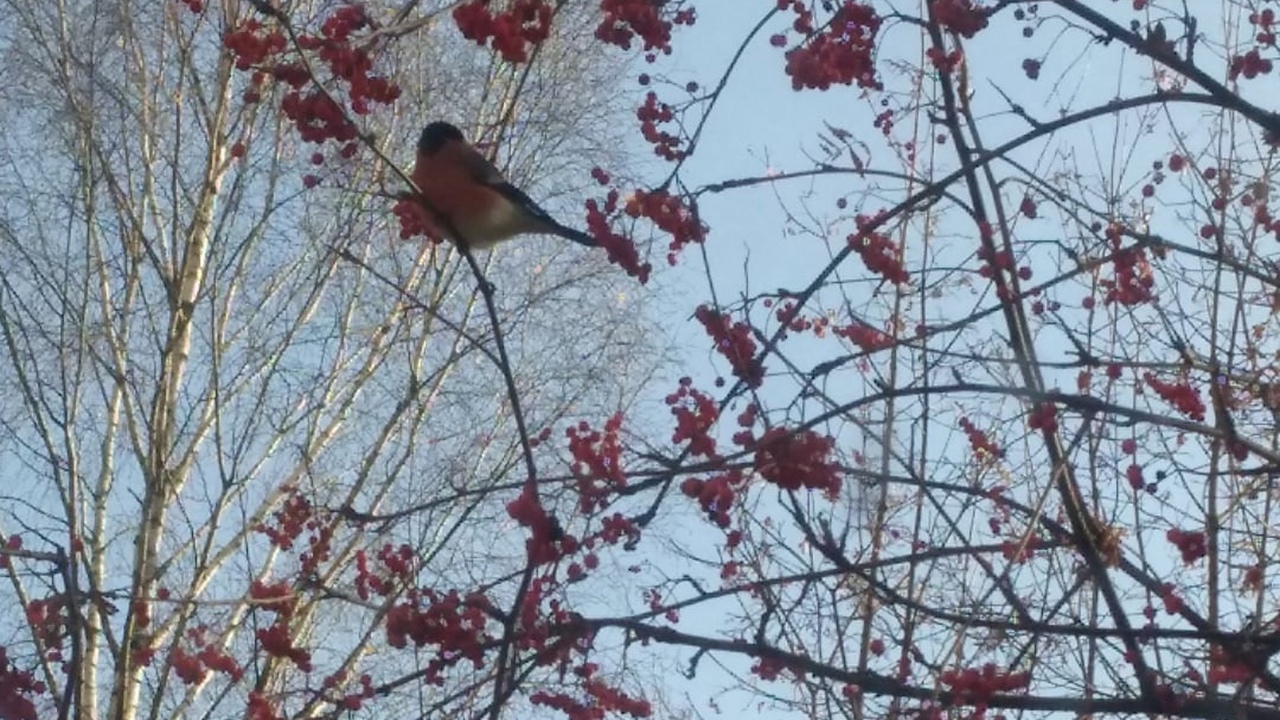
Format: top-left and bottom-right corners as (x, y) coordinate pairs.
(551, 222), (599, 248)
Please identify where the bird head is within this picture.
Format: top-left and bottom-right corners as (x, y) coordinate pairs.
(418, 121), (465, 156)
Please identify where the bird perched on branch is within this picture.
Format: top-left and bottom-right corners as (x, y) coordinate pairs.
(410, 121), (598, 250)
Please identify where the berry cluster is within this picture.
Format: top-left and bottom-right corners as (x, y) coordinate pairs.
(1000, 534), (1040, 563)
(354, 544), (417, 600)
(779, 1), (883, 91)
(636, 92), (685, 160)
(1166, 527), (1207, 565)
(595, 0), (695, 58)
(567, 413), (628, 513)
(170, 640), (243, 685)
(680, 470), (746, 528)
(624, 188), (705, 260)
(931, 0), (990, 38)
(584, 189), (652, 283)
(1143, 373), (1206, 422)
(848, 224), (909, 284)
(249, 580), (312, 671)
(752, 427), (842, 498)
(959, 416), (1003, 461)
(453, 0), (552, 64)
(0, 647), (43, 720)
(834, 320), (895, 353)
(1100, 247), (1154, 306)
(939, 663), (1031, 715)
(531, 678), (653, 720)
(386, 589), (493, 684)
(695, 305), (764, 388)
(1026, 401), (1057, 432)
(507, 481), (568, 565)
(224, 5), (400, 161)
(255, 487), (312, 550)
(1230, 48), (1274, 80)
(666, 378), (720, 458)
(320, 671), (377, 711)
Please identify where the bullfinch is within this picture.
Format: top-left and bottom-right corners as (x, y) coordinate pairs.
(411, 121), (598, 250)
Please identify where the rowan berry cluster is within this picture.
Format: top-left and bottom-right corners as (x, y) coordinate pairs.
(354, 544), (417, 600)
(453, 0), (552, 64)
(1026, 402), (1057, 432)
(777, 1), (883, 91)
(0, 647), (42, 720)
(223, 5), (400, 161)
(848, 227), (909, 284)
(680, 470), (746, 528)
(595, 0), (695, 58)
(833, 320), (895, 352)
(567, 413), (628, 513)
(666, 378), (719, 458)
(695, 305), (764, 388)
(250, 580), (312, 671)
(940, 663), (1030, 717)
(1166, 527), (1207, 564)
(1143, 373), (1206, 421)
(959, 417), (1003, 460)
(385, 589), (493, 684)
(624, 188), (705, 260)
(752, 427), (842, 498)
(507, 481), (568, 564)
(585, 189), (652, 283)
(636, 92), (685, 160)
(932, 0), (990, 38)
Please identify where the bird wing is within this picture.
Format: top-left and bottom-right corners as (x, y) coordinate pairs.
(457, 145), (597, 247)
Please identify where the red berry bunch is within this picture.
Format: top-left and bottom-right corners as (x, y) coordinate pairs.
(255, 486), (313, 550)
(751, 655), (790, 681)
(848, 221), (909, 284)
(624, 188), (706, 261)
(780, 1), (883, 91)
(1000, 534), (1040, 563)
(567, 413), (628, 513)
(453, 0), (553, 64)
(1143, 373), (1206, 421)
(507, 481), (567, 564)
(248, 580), (311, 670)
(385, 589), (494, 684)
(354, 544), (418, 600)
(595, 0), (695, 58)
(224, 6), (400, 158)
(246, 693), (284, 720)
(1100, 246), (1154, 306)
(531, 679), (653, 720)
(769, 300), (827, 336)
(1230, 48), (1274, 80)
(666, 378), (720, 458)
(680, 470), (745, 528)
(24, 599), (66, 657)
(959, 417), (1003, 461)
(636, 92), (685, 160)
(0, 647), (44, 720)
(1026, 401), (1057, 432)
(1166, 527), (1207, 565)
(170, 642), (243, 685)
(833, 320), (894, 353)
(223, 20), (287, 71)
(939, 663), (1031, 714)
(752, 427), (842, 498)
(1207, 644), (1260, 684)
(931, 0), (990, 39)
(695, 305), (764, 388)
(585, 189), (651, 283)
(392, 196), (444, 242)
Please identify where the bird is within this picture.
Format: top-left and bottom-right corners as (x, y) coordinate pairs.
(410, 121), (598, 250)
